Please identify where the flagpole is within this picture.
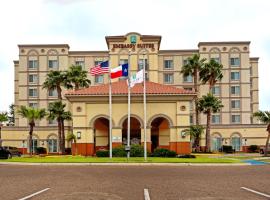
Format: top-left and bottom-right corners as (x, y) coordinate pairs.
(127, 50), (131, 160)
(109, 57), (113, 159)
(143, 52), (147, 161)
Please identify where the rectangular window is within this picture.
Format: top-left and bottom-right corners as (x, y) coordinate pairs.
(183, 59), (188, 66)
(231, 115), (241, 123)
(48, 89), (58, 97)
(211, 57), (220, 63)
(48, 119), (57, 125)
(183, 74), (193, 83)
(189, 101), (193, 111)
(29, 88), (38, 97)
(28, 74), (38, 84)
(164, 74), (173, 84)
(138, 59), (148, 70)
(190, 115), (193, 124)
(119, 59), (128, 65)
(231, 72), (240, 80)
(212, 86), (220, 95)
(28, 60), (38, 69)
(75, 61), (85, 69)
(94, 60), (103, 66)
(29, 102), (38, 108)
(48, 60), (58, 69)
(212, 115), (221, 124)
(164, 60), (173, 69)
(231, 86), (240, 95)
(231, 100), (240, 109)
(95, 75), (104, 84)
(230, 57), (240, 66)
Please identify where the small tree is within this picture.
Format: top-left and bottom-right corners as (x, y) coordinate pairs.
(197, 93), (223, 152)
(187, 125), (204, 152)
(0, 112), (8, 146)
(8, 104), (15, 125)
(253, 111), (270, 156)
(17, 106), (46, 156)
(66, 132), (77, 155)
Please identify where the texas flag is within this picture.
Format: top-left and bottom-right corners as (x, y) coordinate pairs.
(110, 63), (129, 79)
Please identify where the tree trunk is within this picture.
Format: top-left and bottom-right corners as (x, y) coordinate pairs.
(75, 83), (79, 91)
(194, 69), (200, 126)
(29, 122), (34, 157)
(264, 124), (270, 157)
(61, 119), (65, 154)
(57, 86), (62, 100)
(205, 110), (211, 152)
(57, 118), (62, 154)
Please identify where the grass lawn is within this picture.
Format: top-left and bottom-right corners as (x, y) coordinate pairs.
(0, 155), (242, 163)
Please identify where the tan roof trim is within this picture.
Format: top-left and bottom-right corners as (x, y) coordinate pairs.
(18, 44), (70, 48)
(250, 57), (259, 61)
(69, 51), (109, 55)
(159, 49), (198, 54)
(198, 41), (251, 46)
(13, 60), (19, 64)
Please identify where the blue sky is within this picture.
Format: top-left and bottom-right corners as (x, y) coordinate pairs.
(0, 0), (270, 111)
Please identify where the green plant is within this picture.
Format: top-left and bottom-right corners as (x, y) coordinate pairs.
(130, 144), (144, 157)
(36, 147), (47, 154)
(112, 146), (126, 157)
(96, 150), (109, 157)
(222, 145), (234, 153)
(177, 154), (196, 158)
(153, 148), (176, 157)
(248, 145), (259, 153)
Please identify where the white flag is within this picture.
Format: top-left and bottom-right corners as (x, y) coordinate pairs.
(130, 69), (144, 88)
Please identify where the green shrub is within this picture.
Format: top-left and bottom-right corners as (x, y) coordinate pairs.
(130, 144), (144, 157)
(96, 150), (109, 157)
(177, 154), (196, 158)
(248, 145), (259, 153)
(222, 145), (234, 153)
(36, 147), (46, 154)
(112, 146), (126, 157)
(153, 148), (176, 157)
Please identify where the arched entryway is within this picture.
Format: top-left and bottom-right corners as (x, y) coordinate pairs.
(150, 117), (170, 152)
(211, 133), (222, 152)
(93, 117), (109, 151)
(231, 132), (242, 151)
(47, 134), (58, 153)
(122, 117), (141, 145)
(27, 134), (39, 154)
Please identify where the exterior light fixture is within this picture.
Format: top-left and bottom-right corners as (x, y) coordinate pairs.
(77, 131), (81, 139)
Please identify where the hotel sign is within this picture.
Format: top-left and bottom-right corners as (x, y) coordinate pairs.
(112, 43), (154, 49)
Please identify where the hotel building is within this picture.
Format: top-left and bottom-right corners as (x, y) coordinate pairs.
(1, 32), (266, 155)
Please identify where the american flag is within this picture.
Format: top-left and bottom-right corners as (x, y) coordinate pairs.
(90, 61), (109, 75)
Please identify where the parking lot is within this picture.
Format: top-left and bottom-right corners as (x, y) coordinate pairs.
(0, 164), (269, 200)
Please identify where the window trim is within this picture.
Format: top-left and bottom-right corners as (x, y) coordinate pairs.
(29, 88), (38, 97)
(163, 73), (174, 84)
(164, 60), (173, 70)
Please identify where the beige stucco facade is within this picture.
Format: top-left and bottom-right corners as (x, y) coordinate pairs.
(1, 32), (267, 155)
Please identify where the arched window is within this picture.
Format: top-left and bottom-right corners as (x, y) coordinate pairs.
(231, 133), (241, 151)
(211, 133), (222, 151)
(47, 134), (58, 153)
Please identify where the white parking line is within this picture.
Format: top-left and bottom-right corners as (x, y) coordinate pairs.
(144, 188), (150, 200)
(241, 187), (270, 198)
(18, 188), (50, 200)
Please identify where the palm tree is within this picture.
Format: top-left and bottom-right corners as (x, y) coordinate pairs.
(0, 112), (8, 146)
(43, 70), (71, 100)
(66, 132), (77, 155)
(197, 93), (223, 152)
(187, 125), (204, 152)
(66, 65), (91, 90)
(199, 58), (223, 92)
(17, 106), (46, 156)
(181, 54), (206, 125)
(253, 111), (270, 156)
(48, 101), (72, 154)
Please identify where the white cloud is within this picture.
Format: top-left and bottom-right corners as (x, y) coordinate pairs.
(0, 0), (269, 111)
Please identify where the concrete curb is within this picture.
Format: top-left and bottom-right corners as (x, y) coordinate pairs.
(0, 162), (251, 166)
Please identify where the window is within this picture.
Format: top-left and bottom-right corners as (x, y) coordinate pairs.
(48, 89), (57, 97)
(231, 86), (240, 95)
(94, 60), (103, 66)
(29, 102), (38, 108)
(75, 61), (85, 69)
(189, 101), (193, 111)
(231, 72), (240, 81)
(48, 119), (57, 125)
(231, 134), (241, 151)
(119, 59), (128, 65)
(183, 59), (188, 66)
(212, 115), (221, 124)
(28, 74), (38, 84)
(231, 100), (240, 109)
(48, 139), (58, 153)
(189, 115), (193, 124)
(28, 60), (38, 69)
(230, 57), (240, 66)
(48, 60), (58, 69)
(231, 115), (241, 123)
(164, 74), (173, 84)
(212, 86), (220, 95)
(29, 88), (38, 97)
(211, 57), (220, 63)
(95, 75), (104, 84)
(138, 59), (148, 70)
(164, 60), (173, 69)
(183, 74), (193, 83)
